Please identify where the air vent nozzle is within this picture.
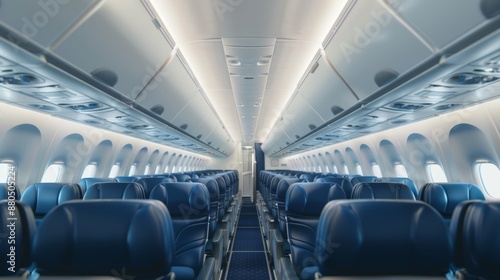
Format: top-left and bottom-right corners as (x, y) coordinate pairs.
(1, 73), (44, 85)
(444, 73), (498, 85)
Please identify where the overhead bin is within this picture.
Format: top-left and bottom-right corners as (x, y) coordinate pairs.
(297, 58), (358, 122)
(280, 93), (324, 141)
(323, 0), (434, 99)
(52, 0), (173, 99)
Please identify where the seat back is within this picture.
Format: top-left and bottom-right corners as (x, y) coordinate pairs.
(351, 182), (416, 200)
(451, 201), (500, 279)
(196, 177), (220, 238)
(83, 182), (145, 199)
(375, 177), (419, 198)
(348, 175), (377, 187)
(314, 177), (354, 198)
(0, 200), (36, 276)
(316, 200), (452, 277)
(77, 177), (117, 195)
(161, 182), (210, 278)
(132, 177), (169, 197)
(32, 200), (175, 278)
(21, 183), (82, 224)
(419, 183), (485, 223)
(276, 177), (302, 237)
(285, 182), (338, 276)
(113, 176), (136, 182)
(0, 183), (21, 200)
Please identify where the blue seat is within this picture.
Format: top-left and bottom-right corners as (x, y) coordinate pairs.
(314, 177), (354, 198)
(375, 177), (419, 198)
(450, 201), (500, 279)
(419, 183), (485, 225)
(348, 175), (377, 187)
(0, 200), (36, 277)
(83, 182), (145, 199)
(0, 183), (21, 200)
(173, 174), (192, 182)
(151, 182), (213, 280)
(32, 200), (175, 279)
(21, 183), (82, 225)
(284, 182), (342, 279)
(133, 176), (170, 197)
(315, 200), (452, 277)
(113, 176), (136, 182)
(77, 177), (117, 195)
(351, 182), (416, 200)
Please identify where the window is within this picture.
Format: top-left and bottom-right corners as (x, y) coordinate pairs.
(0, 161), (17, 184)
(426, 163), (448, 182)
(325, 166), (330, 173)
(342, 164), (349, 174)
(144, 164), (151, 175)
(109, 163), (120, 178)
(155, 165), (161, 174)
(356, 164), (363, 175)
(128, 164), (137, 176)
(332, 165), (338, 174)
(475, 162), (500, 198)
(164, 165), (169, 173)
(41, 162), (65, 182)
(394, 163), (408, 177)
(81, 163), (97, 178)
(372, 163), (382, 177)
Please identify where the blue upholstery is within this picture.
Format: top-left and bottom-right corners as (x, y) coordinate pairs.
(276, 178), (302, 238)
(0, 183), (21, 200)
(161, 182), (210, 280)
(113, 176), (136, 182)
(285, 182), (338, 277)
(351, 182), (416, 200)
(195, 177), (220, 239)
(77, 177), (117, 195)
(21, 183), (82, 224)
(299, 173), (317, 182)
(214, 176), (227, 218)
(419, 183), (485, 221)
(375, 177), (419, 198)
(32, 200), (175, 278)
(83, 182), (145, 199)
(328, 183), (347, 200)
(315, 200), (452, 277)
(449, 200), (478, 271)
(133, 177), (170, 197)
(451, 201), (500, 279)
(0, 200), (36, 276)
(173, 174), (192, 182)
(314, 177), (354, 199)
(348, 175), (377, 187)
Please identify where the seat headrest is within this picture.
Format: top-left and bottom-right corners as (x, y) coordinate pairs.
(449, 200), (479, 267)
(196, 178), (220, 201)
(316, 200), (451, 276)
(328, 183), (347, 200)
(351, 182), (416, 200)
(420, 183), (485, 217)
(33, 200), (174, 278)
(276, 178), (302, 202)
(286, 183), (335, 216)
(162, 183), (210, 218)
(375, 177), (418, 197)
(21, 183), (82, 216)
(132, 177), (169, 197)
(77, 178), (117, 194)
(83, 182), (145, 199)
(0, 200), (36, 275)
(149, 184), (168, 205)
(457, 201), (500, 279)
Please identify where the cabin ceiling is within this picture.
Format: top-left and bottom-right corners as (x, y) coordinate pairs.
(0, 0), (499, 158)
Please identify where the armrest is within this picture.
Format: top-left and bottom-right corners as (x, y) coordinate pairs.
(280, 257), (300, 280)
(196, 257), (215, 280)
(212, 228), (224, 272)
(271, 229), (285, 279)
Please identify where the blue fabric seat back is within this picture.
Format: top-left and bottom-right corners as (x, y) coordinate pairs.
(83, 182), (145, 199)
(132, 177), (170, 198)
(351, 182), (416, 200)
(449, 200), (478, 270)
(419, 183), (485, 222)
(349, 175), (377, 187)
(285, 182), (338, 276)
(269, 174), (285, 219)
(214, 176), (227, 218)
(314, 177), (354, 198)
(173, 174), (192, 182)
(299, 173), (316, 182)
(316, 200), (452, 277)
(0, 183), (21, 200)
(77, 177), (117, 195)
(452, 201), (500, 279)
(0, 200), (36, 276)
(113, 176), (136, 182)
(375, 177), (419, 198)
(276, 177), (302, 237)
(161, 182), (210, 279)
(196, 177), (220, 238)
(21, 183), (82, 224)
(32, 200), (175, 278)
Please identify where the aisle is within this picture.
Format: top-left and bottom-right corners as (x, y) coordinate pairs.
(224, 198), (272, 280)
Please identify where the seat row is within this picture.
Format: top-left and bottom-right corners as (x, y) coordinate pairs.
(1, 170), (240, 280)
(257, 170), (488, 280)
